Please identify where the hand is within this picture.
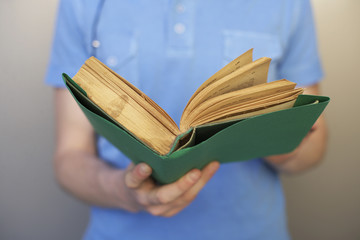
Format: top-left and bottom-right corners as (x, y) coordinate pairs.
(118, 161), (220, 217)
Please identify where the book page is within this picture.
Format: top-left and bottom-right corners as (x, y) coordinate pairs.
(73, 58), (178, 155)
(192, 95), (299, 127)
(180, 57), (271, 129)
(185, 48), (254, 107)
(89, 57), (180, 136)
(208, 100), (297, 125)
(181, 80), (299, 131)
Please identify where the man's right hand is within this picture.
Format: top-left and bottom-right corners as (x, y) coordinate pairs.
(117, 161), (220, 217)
(54, 89), (219, 216)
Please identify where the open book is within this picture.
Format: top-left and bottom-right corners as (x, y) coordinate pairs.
(71, 49), (304, 155)
(63, 49), (329, 183)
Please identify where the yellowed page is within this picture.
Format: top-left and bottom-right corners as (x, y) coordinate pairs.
(190, 93), (301, 127)
(181, 79), (297, 131)
(180, 57), (271, 128)
(185, 48), (253, 107)
(74, 62), (176, 155)
(205, 100), (297, 125)
(201, 89), (302, 121)
(88, 57), (180, 136)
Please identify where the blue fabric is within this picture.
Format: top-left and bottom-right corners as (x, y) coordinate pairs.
(45, 0), (323, 239)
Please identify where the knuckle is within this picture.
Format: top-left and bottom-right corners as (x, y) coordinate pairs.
(182, 176), (194, 188)
(155, 191), (171, 205)
(135, 192), (150, 207)
(178, 174), (197, 191)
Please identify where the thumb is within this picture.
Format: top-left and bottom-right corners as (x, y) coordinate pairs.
(124, 163), (152, 189)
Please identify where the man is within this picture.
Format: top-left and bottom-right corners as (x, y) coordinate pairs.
(46, 0), (327, 239)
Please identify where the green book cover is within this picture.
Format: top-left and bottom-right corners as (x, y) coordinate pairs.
(62, 73), (330, 184)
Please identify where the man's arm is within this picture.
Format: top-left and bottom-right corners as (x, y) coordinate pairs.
(264, 83), (328, 174)
(54, 89), (219, 216)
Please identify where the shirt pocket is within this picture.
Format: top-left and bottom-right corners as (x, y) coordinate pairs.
(96, 31), (139, 87)
(223, 30), (283, 82)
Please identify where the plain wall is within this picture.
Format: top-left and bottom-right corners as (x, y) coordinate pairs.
(282, 0), (360, 239)
(0, 1), (88, 239)
(0, 0), (359, 239)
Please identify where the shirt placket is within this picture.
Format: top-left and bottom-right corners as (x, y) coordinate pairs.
(166, 0), (195, 57)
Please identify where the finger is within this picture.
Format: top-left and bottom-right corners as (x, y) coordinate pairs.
(183, 161), (220, 199)
(159, 162), (220, 217)
(162, 207), (183, 218)
(145, 204), (171, 217)
(147, 168), (201, 205)
(125, 163), (152, 189)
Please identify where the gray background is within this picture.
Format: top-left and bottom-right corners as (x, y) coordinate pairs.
(1, 0), (359, 239)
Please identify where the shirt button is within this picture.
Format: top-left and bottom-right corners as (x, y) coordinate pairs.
(176, 4), (185, 13)
(92, 40), (101, 48)
(174, 23), (186, 34)
(107, 56), (118, 67)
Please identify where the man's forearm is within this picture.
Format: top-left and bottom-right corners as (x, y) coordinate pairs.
(54, 150), (220, 216)
(53, 89), (220, 216)
(54, 150), (127, 208)
(265, 115), (328, 174)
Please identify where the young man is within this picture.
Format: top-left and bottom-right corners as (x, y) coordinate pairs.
(46, 0), (327, 239)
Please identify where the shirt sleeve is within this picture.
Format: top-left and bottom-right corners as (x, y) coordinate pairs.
(277, 0), (323, 87)
(45, 0), (89, 88)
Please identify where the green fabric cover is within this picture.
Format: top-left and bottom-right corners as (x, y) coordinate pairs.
(63, 73), (330, 184)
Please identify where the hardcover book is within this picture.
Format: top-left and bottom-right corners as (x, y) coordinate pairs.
(63, 49), (329, 184)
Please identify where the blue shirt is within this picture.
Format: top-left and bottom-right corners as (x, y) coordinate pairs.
(46, 0), (323, 239)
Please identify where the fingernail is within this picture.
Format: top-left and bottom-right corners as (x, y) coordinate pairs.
(189, 171), (200, 181)
(140, 164), (151, 175)
(211, 161), (220, 170)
